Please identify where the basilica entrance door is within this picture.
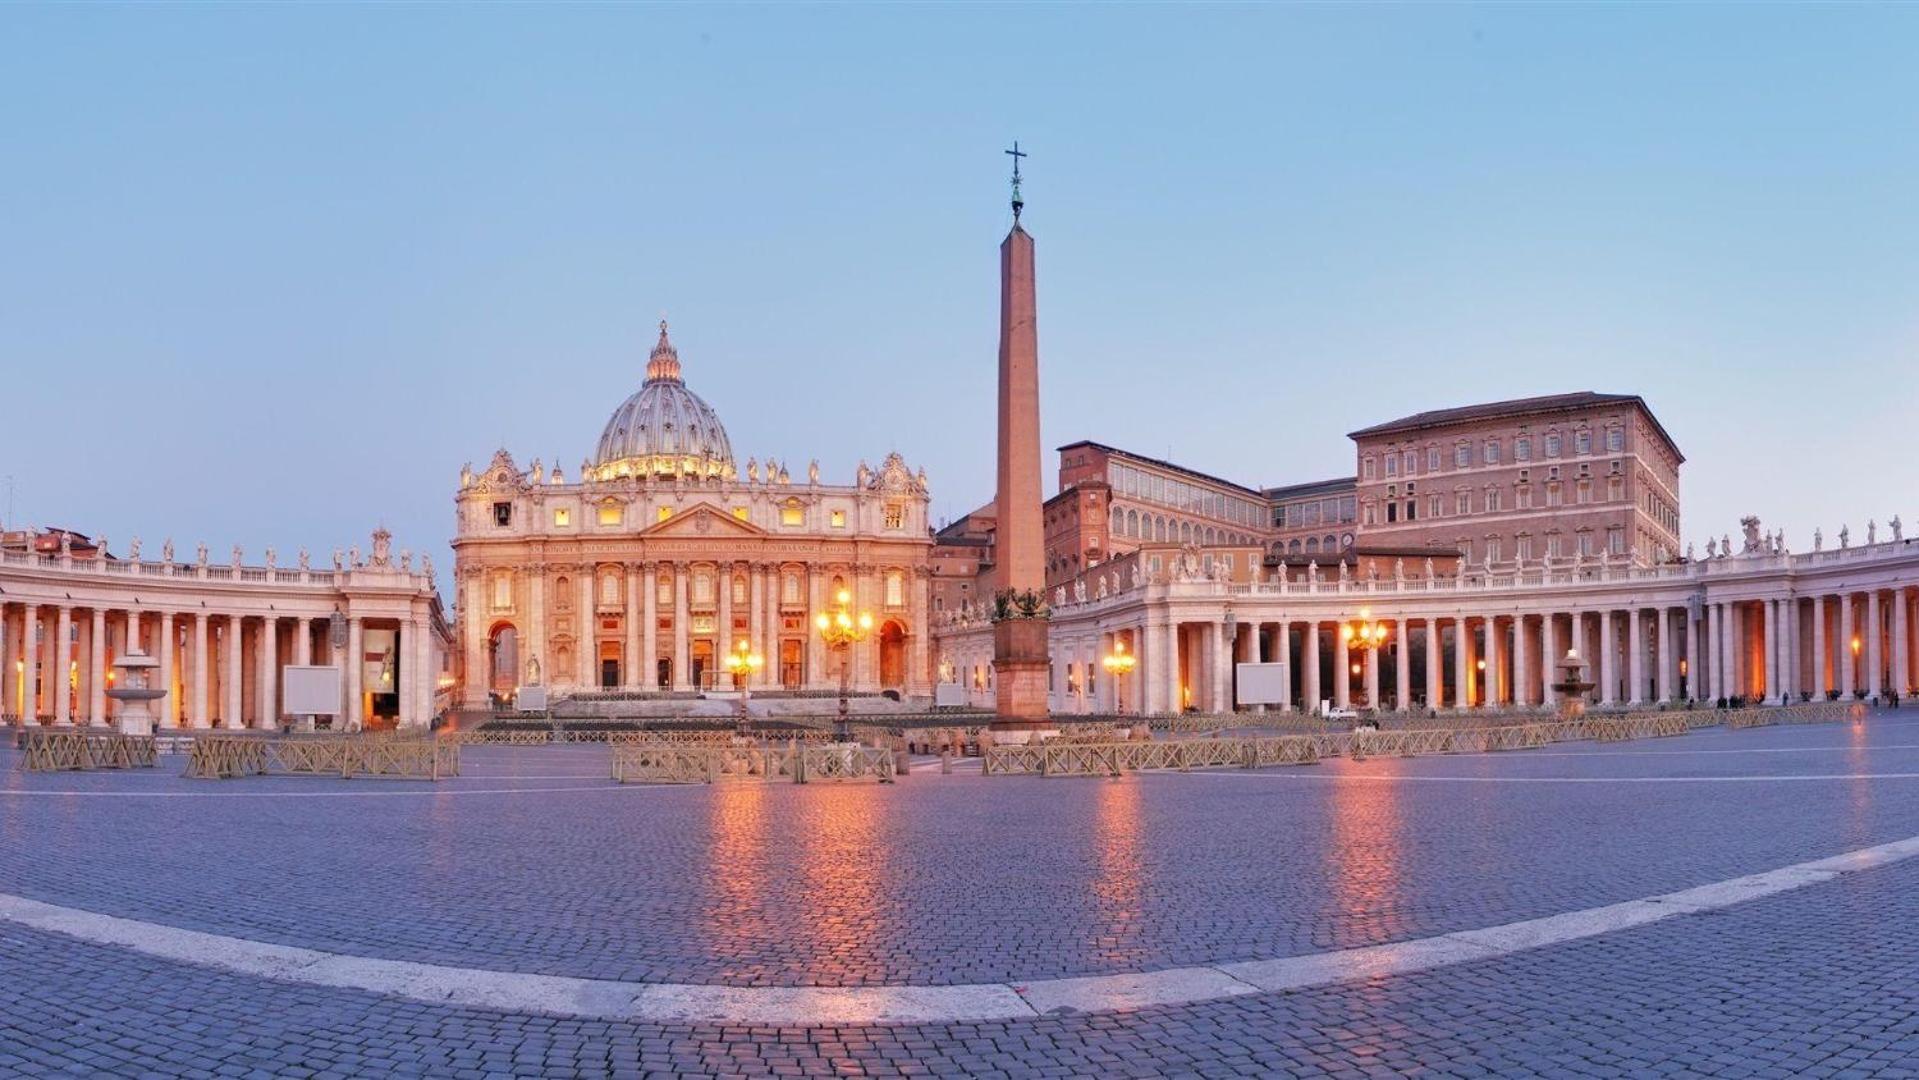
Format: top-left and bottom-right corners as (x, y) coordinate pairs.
(691, 639), (714, 690)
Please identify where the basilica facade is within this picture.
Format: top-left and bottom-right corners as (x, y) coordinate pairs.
(451, 323), (934, 707)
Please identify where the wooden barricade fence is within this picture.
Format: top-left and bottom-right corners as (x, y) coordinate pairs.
(20, 729), (159, 772)
(184, 735), (459, 780)
(610, 741), (897, 784)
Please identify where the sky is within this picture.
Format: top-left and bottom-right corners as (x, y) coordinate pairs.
(4, 4), (1917, 583)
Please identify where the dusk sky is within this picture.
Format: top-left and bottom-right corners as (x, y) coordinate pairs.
(5, 5), (1917, 580)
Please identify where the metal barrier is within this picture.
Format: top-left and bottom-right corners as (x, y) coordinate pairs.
(184, 735), (459, 780)
(609, 741), (897, 784)
(20, 729), (158, 771)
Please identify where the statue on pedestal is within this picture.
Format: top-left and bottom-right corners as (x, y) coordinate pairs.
(162, 538), (174, 563)
(195, 542), (208, 567)
(265, 547), (276, 570)
(808, 459), (820, 485)
(129, 537), (141, 561)
(298, 548), (310, 570)
(1840, 524), (1851, 548)
(1894, 515), (1905, 543)
(1813, 528), (1823, 551)
(1130, 562), (1143, 589)
(1868, 519), (1878, 545)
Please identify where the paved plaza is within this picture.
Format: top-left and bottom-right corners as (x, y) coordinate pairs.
(5, 713), (1919, 1076)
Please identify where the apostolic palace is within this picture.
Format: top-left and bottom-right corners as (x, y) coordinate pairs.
(0, 210), (1914, 734)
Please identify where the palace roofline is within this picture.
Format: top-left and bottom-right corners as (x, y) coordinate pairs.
(1347, 391), (1686, 463)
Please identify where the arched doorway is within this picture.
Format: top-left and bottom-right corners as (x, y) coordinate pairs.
(487, 623), (519, 704)
(878, 620), (907, 690)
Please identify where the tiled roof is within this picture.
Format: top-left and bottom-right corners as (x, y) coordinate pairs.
(1057, 441), (1266, 499)
(1262, 477), (1356, 501)
(1348, 391), (1682, 461)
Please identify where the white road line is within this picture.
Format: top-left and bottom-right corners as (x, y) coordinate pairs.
(0, 783), (681, 799)
(2, 833), (1916, 1024)
(1176, 770), (1919, 783)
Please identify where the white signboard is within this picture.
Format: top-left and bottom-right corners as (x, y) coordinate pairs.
(1234, 662), (1289, 706)
(283, 665), (343, 716)
(517, 685), (548, 712)
(934, 683), (968, 708)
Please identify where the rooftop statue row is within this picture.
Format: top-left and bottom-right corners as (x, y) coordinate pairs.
(459, 449), (929, 497)
(3, 526), (433, 582)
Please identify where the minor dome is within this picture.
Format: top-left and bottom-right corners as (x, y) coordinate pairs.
(590, 322), (736, 481)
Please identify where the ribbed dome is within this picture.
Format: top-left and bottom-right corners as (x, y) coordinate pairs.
(590, 322), (735, 481)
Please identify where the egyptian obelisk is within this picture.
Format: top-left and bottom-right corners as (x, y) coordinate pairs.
(991, 143), (1052, 731)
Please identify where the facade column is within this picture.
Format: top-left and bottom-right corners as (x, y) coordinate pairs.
(88, 608), (109, 726)
(1656, 608), (1675, 704)
(626, 564), (645, 689)
(0, 604), (10, 722)
(717, 562), (735, 684)
(1423, 619), (1441, 711)
(1333, 622), (1351, 710)
(1840, 594), (1856, 697)
(1626, 608), (1646, 706)
(1168, 622), (1186, 712)
(1868, 589), (1885, 699)
(641, 563), (659, 690)
(1302, 622), (1320, 714)
(577, 571), (594, 688)
(763, 564), (781, 689)
(1453, 617), (1471, 711)
(260, 617), (279, 730)
(673, 564), (691, 691)
(191, 613), (210, 728)
(1394, 619), (1411, 712)
(344, 617), (364, 730)
(54, 606), (73, 725)
(746, 563), (763, 687)
(805, 566), (826, 691)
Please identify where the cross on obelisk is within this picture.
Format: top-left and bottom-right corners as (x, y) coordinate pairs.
(1005, 141), (1027, 221)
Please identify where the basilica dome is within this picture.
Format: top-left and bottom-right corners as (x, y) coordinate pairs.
(590, 322), (736, 482)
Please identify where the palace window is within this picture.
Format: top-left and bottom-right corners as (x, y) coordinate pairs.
(1427, 446), (1441, 472)
(1404, 499), (1417, 521)
(1515, 437), (1532, 462)
(1575, 429), (1592, 455)
(830, 509), (846, 528)
(1485, 487), (1502, 512)
(1516, 534), (1533, 561)
(1403, 450), (1418, 475)
(1608, 476), (1624, 502)
(1576, 480), (1592, 505)
(1546, 483), (1562, 507)
(884, 503), (904, 530)
(1384, 455), (1397, 478)
(781, 499), (804, 527)
(1428, 494), (1441, 519)
(1545, 432), (1562, 458)
(1366, 503), (1379, 526)
(1486, 537), (1502, 563)
(1363, 457), (1376, 480)
(1578, 532), (1594, 557)
(1483, 439), (1501, 466)
(1606, 427), (1624, 452)
(598, 503), (622, 527)
(1547, 534), (1564, 559)
(1454, 443), (1470, 468)
(493, 502), (513, 527)
(1608, 527), (1625, 554)
(1516, 485), (1532, 510)
(1456, 492), (1472, 516)
(553, 507), (571, 527)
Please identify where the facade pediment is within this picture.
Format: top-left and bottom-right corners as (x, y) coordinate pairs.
(640, 504), (768, 540)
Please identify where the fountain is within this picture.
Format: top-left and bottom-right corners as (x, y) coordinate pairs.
(105, 650), (168, 736)
(1551, 648), (1596, 720)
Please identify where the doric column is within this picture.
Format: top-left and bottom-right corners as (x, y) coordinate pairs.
(1626, 608), (1645, 706)
(1141, 620), (1163, 714)
(0, 604), (10, 722)
(260, 616), (279, 730)
(1512, 613), (1531, 709)
(345, 617), (365, 729)
(295, 616), (312, 666)
(158, 611), (175, 727)
(1362, 633), (1379, 711)
(1482, 614), (1500, 707)
(1812, 595), (1828, 698)
(1839, 594), (1856, 697)
(626, 564), (645, 689)
(1895, 587), (1912, 698)
(1540, 611), (1559, 708)
(642, 563), (659, 690)
(1453, 617), (1471, 711)
(1597, 609), (1617, 706)
(1423, 619), (1441, 711)
(19, 605), (38, 722)
(88, 608), (109, 726)
(1656, 608), (1674, 704)
(1167, 621), (1186, 712)
(53, 606), (73, 726)
(1302, 621), (1320, 715)
(673, 564), (691, 691)
(1393, 620), (1410, 712)
(192, 613), (210, 728)
(1762, 599), (1780, 704)
(224, 614), (243, 727)
(1868, 589), (1885, 699)
(1333, 621), (1351, 710)
(412, 615), (433, 726)
(1277, 623), (1294, 712)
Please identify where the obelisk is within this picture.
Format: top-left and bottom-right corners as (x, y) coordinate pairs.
(991, 143), (1052, 731)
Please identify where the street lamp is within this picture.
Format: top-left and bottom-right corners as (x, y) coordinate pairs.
(1101, 638), (1137, 715)
(1340, 607), (1389, 707)
(814, 588), (873, 742)
(724, 637), (764, 736)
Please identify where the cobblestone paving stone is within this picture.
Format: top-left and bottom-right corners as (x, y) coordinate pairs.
(2, 712), (1919, 987)
(4, 846), (1919, 1076)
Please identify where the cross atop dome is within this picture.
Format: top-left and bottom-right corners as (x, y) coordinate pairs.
(645, 319), (683, 382)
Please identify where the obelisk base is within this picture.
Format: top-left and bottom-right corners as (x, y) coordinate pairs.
(991, 620), (1055, 741)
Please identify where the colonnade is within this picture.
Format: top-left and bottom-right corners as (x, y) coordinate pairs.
(1002, 581), (1919, 716)
(0, 600), (440, 729)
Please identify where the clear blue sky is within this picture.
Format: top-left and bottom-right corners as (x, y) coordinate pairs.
(5, 4), (1916, 577)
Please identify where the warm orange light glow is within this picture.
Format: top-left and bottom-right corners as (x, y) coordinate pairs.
(1851, 636), (1863, 656)
(836, 589), (851, 605)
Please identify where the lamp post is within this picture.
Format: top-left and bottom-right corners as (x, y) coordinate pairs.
(1339, 607), (1389, 708)
(724, 637), (764, 737)
(1101, 637), (1137, 715)
(814, 588), (873, 742)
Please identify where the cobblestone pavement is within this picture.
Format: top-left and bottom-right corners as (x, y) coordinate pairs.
(4, 711), (1919, 1074)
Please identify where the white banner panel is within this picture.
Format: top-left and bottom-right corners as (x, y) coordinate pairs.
(283, 665), (342, 716)
(1235, 662), (1288, 705)
(934, 683), (968, 708)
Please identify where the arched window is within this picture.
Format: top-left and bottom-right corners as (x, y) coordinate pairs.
(1288, 539), (1301, 555)
(782, 571), (802, 604)
(657, 571), (672, 604)
(554, 577), (571, 610)
(1180, 521), (1192, 544)
(1155, 517), (1167, 542)
(693, 570), (714, 604)
(1127, 509), (1139, 537)
(600, 570), (619, 606)
(732, 574), (747, 605)
(1324, 534), (1337, 550)
(1305, 537), (1320, 554)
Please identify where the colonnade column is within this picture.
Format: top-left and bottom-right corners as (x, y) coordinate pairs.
(20, 605), (39, 722)
(1541, 612), (1558, 708)
(1895, 588), (1912, 699)
(1624, 609), (1644, 706)
(1656, 609), (1674, 704)
(1834, 594), (1849, 698)
(1482, 614), (1500, 708)
(1277, 624), (1294, 712)
(1423, 619), (1440, 711)
(1761, 600), (1779, 704)
(1333, 623), (1350, 710)
(345, 617), (363, 730)
(88, 608), (108, 726)
(225, 614), (243, 727)
(1393, 620), (1411, 712)
(158, 612), (175, 727)
(1513, 614), (1531, 709)
(53, 606), (73, 726)
(1453, 617), (1471, 711)
(1868, 590), (1885, 699)
(1362, 635), (1379, 711)
(0, 605), (10, 722)
(1597, 609), (1617, 706)
(1302, 622), (1320, 715)
(414, 615), (433, 725)
(1811, 596), (1828, 698)
(260, 617), (279, 730)
(191, 613), (210, 727)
